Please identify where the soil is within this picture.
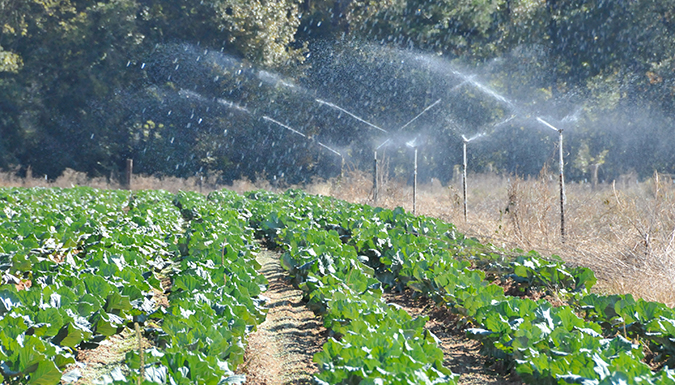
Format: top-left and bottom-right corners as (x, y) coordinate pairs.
(61, 250), (525, 385)
(61, 328), (147, 385)
(242, 249), (524, 384)
(382, 291), (524, 385)
(238, 250), (328, 385)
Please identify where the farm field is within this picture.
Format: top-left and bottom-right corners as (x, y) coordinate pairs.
(303, 170), (675, 308)
(1, 185), (675, 384)
(4, 167), (673, 307)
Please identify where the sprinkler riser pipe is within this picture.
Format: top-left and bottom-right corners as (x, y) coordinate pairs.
(559, 130), (566, 242)
(413, 148), (418, 216)
(463, 141), (468, 222)
(340, 156), (345, 180)
(536, 117), (566, 242)
(373, 150), (378, 204)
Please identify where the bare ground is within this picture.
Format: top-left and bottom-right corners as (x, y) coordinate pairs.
(382, 291), (524, 385)
(242, 248), (522, 385)
(238, 250), (328, 385)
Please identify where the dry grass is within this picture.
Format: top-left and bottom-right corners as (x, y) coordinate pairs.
(2, 167), (674, 306)
(330, 169), (675, 307)
(0, 168), (223, 194)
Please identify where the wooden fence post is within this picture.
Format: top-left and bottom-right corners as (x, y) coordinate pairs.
(125, 159), (133, 190)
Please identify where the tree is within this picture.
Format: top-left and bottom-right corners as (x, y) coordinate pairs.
(347, 0), (506, 57)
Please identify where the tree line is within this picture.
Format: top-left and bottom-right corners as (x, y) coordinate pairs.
(1, 0), (674, 183)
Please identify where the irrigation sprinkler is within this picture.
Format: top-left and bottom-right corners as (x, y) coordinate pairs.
(462, 137), (467, 221)
(262, 116), (344, 177)
(412, 146), (418, 216)
(406, 137), (421, 216)
(536, 117), (566, 242)
(373, 139), (392, 204)
(373, 151), (378, 203)
(457, 116), (514, 222)
(460, 133), (484, 221)
(316, 98), (441, 207)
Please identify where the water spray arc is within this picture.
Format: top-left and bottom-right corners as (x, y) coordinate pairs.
(315, 99), (388, 133)
(316, 97), (442, 210)
(262, 116), (345, 178)
(398, 99), (442, 131)
(447, 70), (514, 110)
(537, 117), (566, 242)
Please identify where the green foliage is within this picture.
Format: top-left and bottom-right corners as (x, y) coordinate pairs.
(243, 189), (675, 384)
(245, 190), (458, 383)
(3, 187), (675, 383)
(0, 0), (305, 178)
(0, 187), (266, 383)
(349, 0), (505, 56)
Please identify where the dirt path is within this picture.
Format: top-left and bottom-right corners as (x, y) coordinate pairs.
(240, 249), (521, 384)
(239, 250), (327, 385)
(382, 292), (524, 385)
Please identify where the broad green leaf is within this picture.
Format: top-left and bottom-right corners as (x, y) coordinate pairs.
(27, 360), (61, 385)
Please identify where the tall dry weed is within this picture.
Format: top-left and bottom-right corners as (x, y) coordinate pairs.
(332, 169), (675, 306)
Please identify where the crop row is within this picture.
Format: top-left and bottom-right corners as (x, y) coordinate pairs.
(242, 189), (675, 385)
(0, 187), (266, 384)
(3, 187), (675, 384)
(246, 190), (457, 384)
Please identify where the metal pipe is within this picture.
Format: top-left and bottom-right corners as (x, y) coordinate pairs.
(559, 129), (566, 242)
(413, 147), (418, 216)
(373, 150), (378, 204)
(340, 156), (345, 180)
(537, 117), (566, 242)
(462, 139), (468, 222)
